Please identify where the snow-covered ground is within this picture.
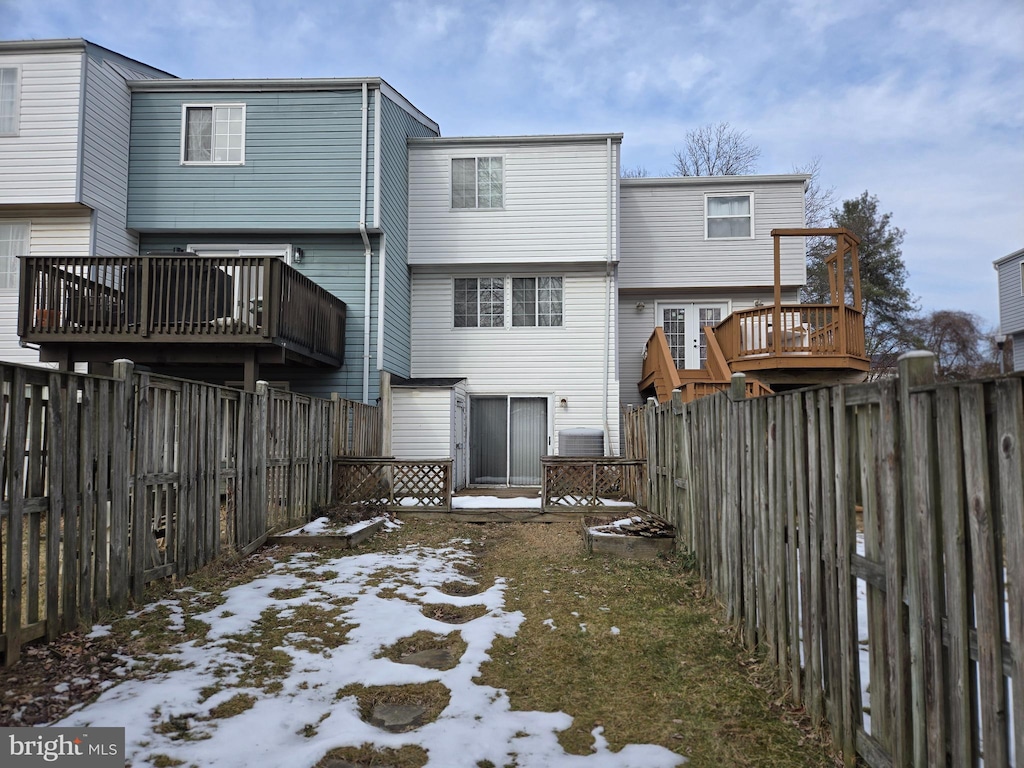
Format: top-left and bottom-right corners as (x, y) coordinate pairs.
(56, 533), (685, 768)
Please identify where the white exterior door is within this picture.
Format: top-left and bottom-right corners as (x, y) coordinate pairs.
(658, 302), (728, 370)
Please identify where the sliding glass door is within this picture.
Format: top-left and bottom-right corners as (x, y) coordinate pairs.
(469, 396), (548, 485)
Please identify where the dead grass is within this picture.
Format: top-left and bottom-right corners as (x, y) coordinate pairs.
(313, 743), (428, 768)
(467, 522), (839, 768)
(3, 518), (839, 767)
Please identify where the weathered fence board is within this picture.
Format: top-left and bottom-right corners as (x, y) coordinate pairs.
(625, 359), (1022, 768)
(0, 361), (381, 666)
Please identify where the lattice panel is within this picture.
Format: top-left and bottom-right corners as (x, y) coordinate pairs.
(332, 460), (452, 510)
(546, 464), (599, 506)
(593, 464), (627, 500)
(333, 463), (393, 505)
(393, 463), (449, 506)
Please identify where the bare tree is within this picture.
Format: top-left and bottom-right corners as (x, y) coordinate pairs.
(621, 165), (650, 179)
(794, 156), (836, 228)
(672, 122), (760, 176)
(905, 310), (1000, 381)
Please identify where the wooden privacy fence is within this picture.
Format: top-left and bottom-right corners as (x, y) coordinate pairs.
(625, 354), (1022, 768)
(0, 360), (381, 666)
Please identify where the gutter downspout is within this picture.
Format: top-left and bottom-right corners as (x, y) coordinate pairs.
(360, 82), (372, 404)
(602, 137), (614, 455)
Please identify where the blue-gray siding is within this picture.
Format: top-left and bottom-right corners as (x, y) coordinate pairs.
(128, 89), (376, 231)
(376, 93), (439, 379)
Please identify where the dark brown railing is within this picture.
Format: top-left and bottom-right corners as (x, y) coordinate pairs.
(18, 254), (345, 365)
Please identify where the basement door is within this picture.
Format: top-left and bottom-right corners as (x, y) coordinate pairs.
(469, 396), (549, 486)
(658, 302), (729, 370)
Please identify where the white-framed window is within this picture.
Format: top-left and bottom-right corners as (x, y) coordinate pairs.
(705, 193), (753, 239)
(454, 275), (564, 328)
(0, 66), (20, 136)
(512, 277), (563, 327)
(181, 103), (246, 164)
(452, 156), (503, 209)
(0, 221), (29, 290)
(454, 277), (504, 327)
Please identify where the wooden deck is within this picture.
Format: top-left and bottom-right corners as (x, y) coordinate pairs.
(639, 228), (870, 403)
(18, 253), (346, 386)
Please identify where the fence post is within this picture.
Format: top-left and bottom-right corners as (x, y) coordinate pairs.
(256, 381), (270, 537)
(729, 372), (747, 402)
(897, 350), (937, 768)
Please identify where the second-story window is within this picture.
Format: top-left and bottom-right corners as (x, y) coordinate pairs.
(0, 67), (19, 136)
(454, 278), (505, 327)
(452, 157), (503, 209)
(182, 104), (245, 164)
(454, 276), (564, 328)
(512, 277), (563, 326)
(706, 193), (752, 238)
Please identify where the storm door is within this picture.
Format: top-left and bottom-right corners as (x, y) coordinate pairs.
(658, 302), (728, 370)
(469, 396), (548, 486)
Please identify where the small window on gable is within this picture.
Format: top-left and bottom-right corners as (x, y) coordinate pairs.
(452, 157), (503, 209)
(182, 104), (245, 164)
(706, 193), (752, 239)
(0, 221), (29, 290)
(0, 67), (19, 136)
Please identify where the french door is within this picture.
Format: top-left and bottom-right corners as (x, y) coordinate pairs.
(469, 396), (548, 486)
(659, 302), (729, 370)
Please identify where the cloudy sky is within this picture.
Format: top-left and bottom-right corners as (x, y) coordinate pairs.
(5, 0), (1022, 329)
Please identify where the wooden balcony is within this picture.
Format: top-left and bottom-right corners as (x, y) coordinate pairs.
(713, 303), (869, 385)
(639, 228), (870, 402)
(19, 254), (346, 386)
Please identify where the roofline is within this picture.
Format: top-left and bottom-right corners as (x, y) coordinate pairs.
(127, 75), (438, 134)
(408, 132), (624, 146)
(622, 173), (810, 187)
(993, 246), (1024, 268)
(0, 38), (176, 78)
(128, 76), (388, 92)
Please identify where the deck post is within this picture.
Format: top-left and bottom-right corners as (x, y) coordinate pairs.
(772, 233), (782, 357)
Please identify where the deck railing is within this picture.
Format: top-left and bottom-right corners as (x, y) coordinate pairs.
(18, 254), (346, 365)
(714, 303), (867, 363)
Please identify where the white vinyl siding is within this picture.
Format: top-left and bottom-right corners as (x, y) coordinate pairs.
(0, 66), (19, 135)
(0, 51), (83, 204)
(391, 388), (456, 460)
(411, 266), (617, 455)
(409, 137), (619, 266)
(618, 177), (807, 290)
(181, 104), (245, 164)
(0, 212), (92, 366)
